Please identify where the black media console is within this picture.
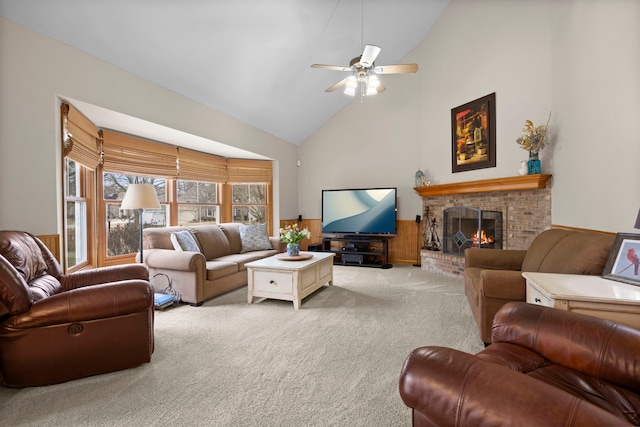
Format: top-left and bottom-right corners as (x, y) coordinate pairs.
(319, 236), (391, 269)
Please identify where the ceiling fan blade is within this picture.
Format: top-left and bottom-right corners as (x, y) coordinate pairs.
(311, 64), (351, 71)
(325, 77), (350, 92)
(373, 64), (418, 74)
(359, 44), (381, 68)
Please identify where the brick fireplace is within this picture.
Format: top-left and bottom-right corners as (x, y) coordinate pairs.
(415, 175), (552, 277)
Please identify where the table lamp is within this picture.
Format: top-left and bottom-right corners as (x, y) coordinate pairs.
(121, 183), (160, 263)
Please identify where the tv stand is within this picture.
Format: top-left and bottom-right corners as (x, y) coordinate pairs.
(321, 236), (392, 269)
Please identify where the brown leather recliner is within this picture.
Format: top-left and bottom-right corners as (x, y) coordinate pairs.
(0, 230), (155, 388)
(399, 302), (640, 426)
(464, 228), (614, 344)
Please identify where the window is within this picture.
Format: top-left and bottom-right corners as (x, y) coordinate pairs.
(231, 183), (267, 225)
(61, 103), (274, 266)
(64, 158), (89, 270)
(177, 180), (220, 226)
(103, 173), (167, 258)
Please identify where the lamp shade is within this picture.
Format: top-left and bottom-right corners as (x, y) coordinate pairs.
(120, 184), (161, 210)
(635, 207), (640, 229)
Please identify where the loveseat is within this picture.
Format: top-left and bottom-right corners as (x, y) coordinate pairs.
(464, 228), (614, 344)
(0, 230), (154, 387)
(399, 302), (640, 426)
(142, 223), (283, 306)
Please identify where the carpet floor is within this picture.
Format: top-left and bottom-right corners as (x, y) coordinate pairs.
(0, 264), (484, 426)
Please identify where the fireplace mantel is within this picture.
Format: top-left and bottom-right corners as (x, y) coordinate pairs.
(414, 174), (551, 197)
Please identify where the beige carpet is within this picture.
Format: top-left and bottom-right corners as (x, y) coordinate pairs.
(0, 264), (483, 426)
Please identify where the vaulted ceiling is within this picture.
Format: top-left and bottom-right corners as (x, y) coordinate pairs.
(0, 0), (448, 146)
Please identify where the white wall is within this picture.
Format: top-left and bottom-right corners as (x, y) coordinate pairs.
(299, 0), (640, 234)
(0, 17), (299, 235)
(550, 0), (640, 232)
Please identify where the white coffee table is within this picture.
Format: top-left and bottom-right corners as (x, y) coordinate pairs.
(246, 252), (335, 309)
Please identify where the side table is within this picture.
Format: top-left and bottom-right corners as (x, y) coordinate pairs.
(522, 272), (640, 330)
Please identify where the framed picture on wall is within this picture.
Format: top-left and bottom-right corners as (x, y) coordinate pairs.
(603, 233), (640, 287)
(451, 92), (496, 173)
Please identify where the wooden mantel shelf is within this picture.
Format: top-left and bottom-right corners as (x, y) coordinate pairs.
(414, 174), (552, 197)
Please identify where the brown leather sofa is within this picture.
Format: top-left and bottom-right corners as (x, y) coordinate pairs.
(399, 302), (640, 426)
(464, 228), (614, 344)
(0, 230), (154, 388)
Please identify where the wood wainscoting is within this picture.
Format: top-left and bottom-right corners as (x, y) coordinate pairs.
(36, 234), (60, 263)
(279, 219), (421, 265)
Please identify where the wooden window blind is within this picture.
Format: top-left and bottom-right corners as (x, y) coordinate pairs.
(101, 129), (178, 178)
(226, 159), (273, 183)
(177, 147), (227, 182)
(61, 103), (101, 170)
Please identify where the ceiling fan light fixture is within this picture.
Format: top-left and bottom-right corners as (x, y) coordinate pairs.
(345, 76), (357, 89)
(365, 85), (378, 96)
(367, 75), (380, 89)
(344, 86), (356, 96)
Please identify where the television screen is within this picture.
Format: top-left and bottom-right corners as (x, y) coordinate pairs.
(322, 188), (397, 235)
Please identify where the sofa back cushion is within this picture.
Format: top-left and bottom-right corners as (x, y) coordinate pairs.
(218, 223), (243, 254)
(191, 225), (232, 260)
(522, 229), (614, 275)
(143, 226), (187, 250)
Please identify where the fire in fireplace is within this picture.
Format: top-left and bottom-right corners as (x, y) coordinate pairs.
(442, 206), (503, 256)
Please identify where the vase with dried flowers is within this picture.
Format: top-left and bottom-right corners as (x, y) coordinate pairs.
(516, 112), (551, 174)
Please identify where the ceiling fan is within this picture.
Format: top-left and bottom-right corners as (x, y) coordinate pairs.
(311, 44), (418, 99)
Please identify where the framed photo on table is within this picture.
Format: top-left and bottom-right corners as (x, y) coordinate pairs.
(451, 93), (496, 173)
(603, 233), (640, 287)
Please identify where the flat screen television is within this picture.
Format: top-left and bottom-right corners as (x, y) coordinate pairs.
(322, 188), (397, 235)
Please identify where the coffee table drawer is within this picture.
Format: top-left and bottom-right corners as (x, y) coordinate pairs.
(253, 271), (293, 295)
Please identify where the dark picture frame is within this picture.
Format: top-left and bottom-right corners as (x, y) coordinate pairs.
(602, 233), (640, 287)
(451, 93), (496, 173)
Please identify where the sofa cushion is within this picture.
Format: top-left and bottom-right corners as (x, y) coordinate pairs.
(170, 230), (201, 252)
(143, 226), (187, 250)
(238, 223), (273, 253)
(218, 223), (243, 254)
(216, 250), (278, 271)
(522, 229), (614, 275)
(204, 260), (239, 281)
(190, 225), (231, 260)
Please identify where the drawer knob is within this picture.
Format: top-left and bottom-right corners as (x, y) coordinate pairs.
(270, 280), (275, 285)
(535, 297), (541, 303)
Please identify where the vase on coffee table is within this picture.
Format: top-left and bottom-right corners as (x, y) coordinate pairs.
(286, 243), (300, 256)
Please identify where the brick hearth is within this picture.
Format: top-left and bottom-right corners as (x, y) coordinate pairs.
(415, 175), (552, 277)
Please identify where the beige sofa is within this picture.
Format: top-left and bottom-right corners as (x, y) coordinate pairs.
(142, 223), (283, 306)
(464, 228), (615, 344)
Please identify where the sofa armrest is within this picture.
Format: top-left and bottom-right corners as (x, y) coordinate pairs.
(269, 236), (285, 252)
(143, 248), (206, 270)
(465, 248), (527, 270)
(61, 264), (149, 290)
(2, 280), (153, 330)
(479, 269), (526, 300)
(492, 302), (640, 392)
(399, 346), (630, 426)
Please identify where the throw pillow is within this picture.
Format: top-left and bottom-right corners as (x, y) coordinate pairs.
(239, 223), (273, 253)
(170, 230), (201, 252)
